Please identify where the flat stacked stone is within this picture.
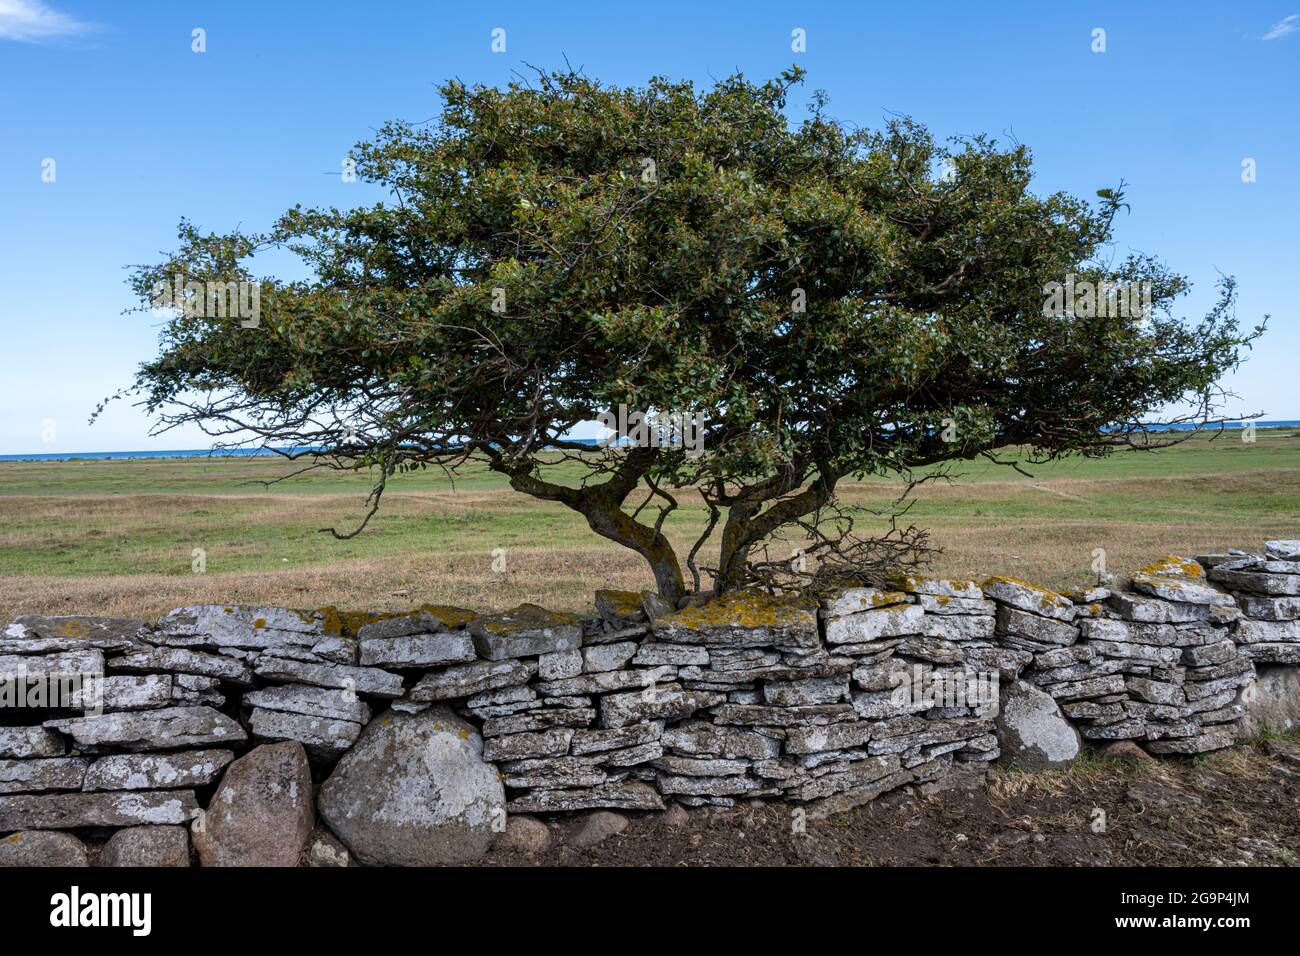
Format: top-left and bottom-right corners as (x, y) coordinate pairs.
(376, 600), (648, 810)
(1118, 558), (1252, 751)
(2, 615), (149, 653)
(0, 614), (243, 835)
(1011, 557), (1251, 752)
(1204, 543), (1300, 665)
(244, 685), (372, 759)
(982, 576), (1136, 742)
(646, 578), (1007, 809)
(144, 605), (415, 756)
(2, 540), (1297, 859)
(656, 590), (820, 648)
(468, 604), (583, 660)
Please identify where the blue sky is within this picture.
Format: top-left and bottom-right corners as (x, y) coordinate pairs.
(1, 0), (1296, 454)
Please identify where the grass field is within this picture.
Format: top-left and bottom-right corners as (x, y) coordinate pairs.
(2, 428), (1298, 623)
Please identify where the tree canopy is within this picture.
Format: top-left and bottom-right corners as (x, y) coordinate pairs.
(114, 66), (1264, 603)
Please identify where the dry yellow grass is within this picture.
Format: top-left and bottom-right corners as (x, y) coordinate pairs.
(2, 435), (1297, 623)
(2, 495), (1293, 623)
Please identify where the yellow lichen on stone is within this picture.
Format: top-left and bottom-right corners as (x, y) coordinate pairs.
(872, 591), (910, 607)
(513, 603), (580, 627)
(598, 590), (646, 616)
(252, 618), (266, 629)
(311, 606), (397, 636)
(478, 604), (580, 635)
(886, 573), (921, 592)
(887, 572), (977, 594)
(984, 575), (1052, 595)
(293, 607), (322, 627)
(1137, 555), (1204, 580)
(313, 606), (344, 636)
(1136, 575), (1188, 589)
(418, 604), (478, 629)
(301, 604), (477, 637)
(982, 575), (1070, 607)
(664, 589), (815, 629)
(342, 609), (390, 635)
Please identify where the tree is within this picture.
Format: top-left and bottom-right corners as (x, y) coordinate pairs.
(110, 67), (1264, 605)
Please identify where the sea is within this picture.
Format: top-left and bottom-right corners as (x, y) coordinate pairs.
(0, 438), (602, 462)
(1, 424), (1296, 463)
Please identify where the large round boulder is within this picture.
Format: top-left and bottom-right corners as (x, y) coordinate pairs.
(318, 707), (505, 865)
(1236, 665), (1300, 738)
(995, 679), (1081, 770)
(192, 741), (315, 866)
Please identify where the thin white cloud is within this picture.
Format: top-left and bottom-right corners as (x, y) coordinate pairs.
(0, 0), (92, 42)
(1262, 14), (1298, 40)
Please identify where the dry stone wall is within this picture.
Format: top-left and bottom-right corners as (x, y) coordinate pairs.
(1, 539), (1298, 864)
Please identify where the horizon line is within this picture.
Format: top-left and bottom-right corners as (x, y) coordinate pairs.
(4, 421), (1300, 462)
